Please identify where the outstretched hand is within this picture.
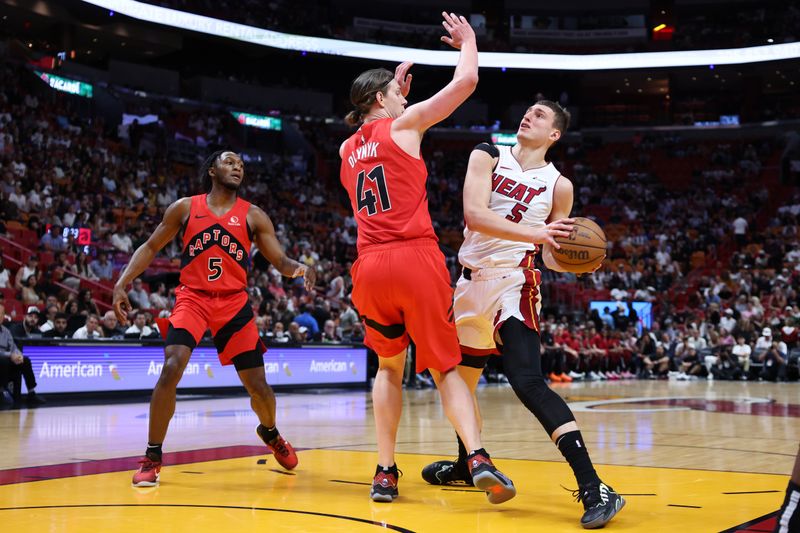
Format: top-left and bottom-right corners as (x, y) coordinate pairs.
(293, 264), (318, 292)
(440, 11), (475, 50)
(112, 285), (132, 326)
(532, 218), (575, 249)
(395, 61), (413, 97)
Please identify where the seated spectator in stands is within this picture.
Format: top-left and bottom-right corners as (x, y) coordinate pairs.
(72, 313), (102, 339)
(643, 344), (671, 378)
(124, 310), (159, 339)
(287, 322), (306, 344)
(9, 306), (42, 339)
(321, 320), (342, 344)
(272, 321), (289, 343)
(312, 298), (332, 331)
(51, 251), (81, 291)
(101, 310), (124, 339)
(293, 304), (319, 341)
(754, 327), (775, 359)
(731, 336), (752, 376)
(0, 257), (9, 288)
(148, 282), (169, 310)
(37, 304), (59, 333)
(267, 273), (286, 299)
(711, 346), (744, 381)
(76, 288), (100, 316)
(42, 313), (70, 339)
(255, 315), (271, 341)
(759, 337), (789, 382)
(127, 278), (150, 309)
(677, 346), (705, 379)
(89, 251), (113, 280)
(687, 328), (708, 350)
(19, 275), (41, 307)
(348, 322), (365, 343)
(0, 303), (44, 406)
(14, 255), (39, 291)
(338, 298), (359, 338)
(40, 225), (67, 252)
(75, 252), (98, 281)
(110, 224), (134, 254)
(720, 308), (737, 333)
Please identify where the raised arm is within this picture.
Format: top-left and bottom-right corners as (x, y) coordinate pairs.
(248, 205), (316, 291)
(393, 12), (478, 134)
(463, 148), (573, 244)
(112, 197), (190, 323)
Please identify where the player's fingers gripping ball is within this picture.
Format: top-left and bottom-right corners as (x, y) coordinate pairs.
(551, 217), (607, 274)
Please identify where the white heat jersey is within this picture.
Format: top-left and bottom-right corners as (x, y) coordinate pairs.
(459, 145), (561, 270)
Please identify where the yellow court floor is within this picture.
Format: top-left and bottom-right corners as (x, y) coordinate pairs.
(1, 380), (797, 532)
(0, 449), (787, 532)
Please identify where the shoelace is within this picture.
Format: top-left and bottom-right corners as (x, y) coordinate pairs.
(138, 458), (160, 471)
(563, 484), (609, 509)
(270, 438), (290, 457)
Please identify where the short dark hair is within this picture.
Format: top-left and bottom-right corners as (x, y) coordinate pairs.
(200, 150), (227, 192)
(536, 100), (571, 134)
(55, 312), (68, 321)
(345, 68), (394, 126)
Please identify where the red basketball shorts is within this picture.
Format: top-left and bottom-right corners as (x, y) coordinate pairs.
(168, 285), (265, 366)
(351, 239), (461, 373)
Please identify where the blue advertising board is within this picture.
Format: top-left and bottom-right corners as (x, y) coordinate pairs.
(23, 343), (367, 393)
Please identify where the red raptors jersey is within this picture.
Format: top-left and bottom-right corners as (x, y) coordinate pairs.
(340, 118), (436, 251)
(179, 194), (252, 291)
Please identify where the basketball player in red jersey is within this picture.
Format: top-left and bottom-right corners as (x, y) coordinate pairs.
(339, 12), (515, 504)
(113, 150), (316, 487)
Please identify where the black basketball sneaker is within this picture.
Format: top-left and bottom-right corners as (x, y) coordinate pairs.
(574, 481), (626, 529)
(421, 460), (474, 486)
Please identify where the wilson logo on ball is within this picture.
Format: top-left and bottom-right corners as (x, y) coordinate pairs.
(555, 248), (590, 260)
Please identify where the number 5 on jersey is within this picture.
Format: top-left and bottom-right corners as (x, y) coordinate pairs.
(357, 165), (392, 216)
(208, 257), (223, 281)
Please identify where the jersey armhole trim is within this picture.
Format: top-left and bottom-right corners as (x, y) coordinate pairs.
(474, 143), (500, 170)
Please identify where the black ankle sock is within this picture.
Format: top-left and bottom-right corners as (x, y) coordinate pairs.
(375, 463), (398, 476)
(146, 443), (162, 461)
(556, 431), (600, 487)
(456, 433), (468, 464)
(466, 447), (489, 459)
(257, 424), (279, 444)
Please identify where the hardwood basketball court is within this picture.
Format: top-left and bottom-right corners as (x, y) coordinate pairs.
(1, 381), (796, 532)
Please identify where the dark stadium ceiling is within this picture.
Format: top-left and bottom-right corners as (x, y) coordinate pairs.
(1, 0), (796, 100)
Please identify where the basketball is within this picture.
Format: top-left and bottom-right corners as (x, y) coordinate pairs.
(550, 217), (607, 273)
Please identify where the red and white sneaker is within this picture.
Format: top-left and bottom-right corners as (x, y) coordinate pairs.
(467, 450), (516, 504)
(266, 436), (298, 470)
(132, 457), (161, 487)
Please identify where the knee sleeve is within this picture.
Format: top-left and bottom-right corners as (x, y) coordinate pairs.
(499, 318), (576, 435)
(459, 353), (491, 369)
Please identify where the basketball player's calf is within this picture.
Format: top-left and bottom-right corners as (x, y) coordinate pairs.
(421, 354), (487, 487)
(501, 319), (624, 529)
(236, 349), (298, 470)
(422, 319), (624, 528)
(132, 343), (193, 487)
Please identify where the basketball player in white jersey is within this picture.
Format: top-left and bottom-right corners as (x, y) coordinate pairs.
(421, 101), (625, 529)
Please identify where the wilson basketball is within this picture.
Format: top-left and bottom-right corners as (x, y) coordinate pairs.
(551, 217), (607, 273)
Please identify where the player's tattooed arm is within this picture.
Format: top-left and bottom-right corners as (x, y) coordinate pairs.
(248, 205), (317, 291)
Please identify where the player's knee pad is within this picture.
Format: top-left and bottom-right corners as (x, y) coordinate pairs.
(499, 318), (576, 436)
(459, 353), (491, 369)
